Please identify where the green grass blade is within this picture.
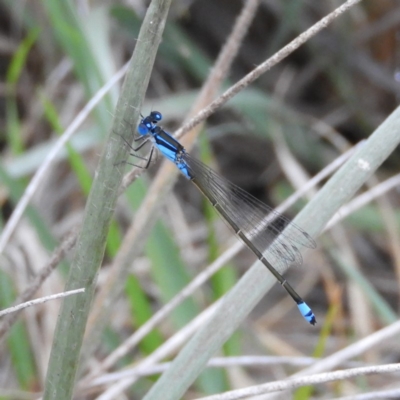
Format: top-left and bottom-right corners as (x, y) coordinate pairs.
(0, 271), (36, 389)
(125, 274), (164, 355)
(6, 27), (40, 154)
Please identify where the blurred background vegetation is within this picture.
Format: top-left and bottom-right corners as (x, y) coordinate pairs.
(0, 0), (399, 398)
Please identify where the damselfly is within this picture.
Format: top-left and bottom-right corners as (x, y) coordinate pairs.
(129, 111), (316, 325)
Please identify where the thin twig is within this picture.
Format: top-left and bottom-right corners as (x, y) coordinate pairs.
(197, 363), (400, 400)
(87, 356), (362, 387)
(89, 356), (319, 386)
(0, 289), (85, 317)
(335, 388), (400, 400)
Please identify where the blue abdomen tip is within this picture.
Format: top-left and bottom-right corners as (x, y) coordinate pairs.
(297, 302), (316, 326)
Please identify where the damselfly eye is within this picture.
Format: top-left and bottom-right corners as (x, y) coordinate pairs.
(137, 123), (149, 136)
(150, 111), (162, 122)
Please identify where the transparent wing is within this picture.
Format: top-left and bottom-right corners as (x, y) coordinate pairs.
(182, 152), (315, 272)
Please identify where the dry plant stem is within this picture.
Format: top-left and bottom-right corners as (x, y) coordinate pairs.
(89, 356), (320, 386)
(0, 289), (85, 317)
(0, 228), (78, 340)
(85, 0), (258, 353)
(0, 63), (129, 254)
(174, 0), (364, 141)
(42, 2), (172, 400)
(142, 104), (400, 400)
(338, 389), (400, 400)
(197, 364), (400, 400)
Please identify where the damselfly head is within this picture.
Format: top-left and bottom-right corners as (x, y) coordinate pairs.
(137, 111), (163, 136)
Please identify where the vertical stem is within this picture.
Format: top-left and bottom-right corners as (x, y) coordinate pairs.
(42, 1), (172, 399)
